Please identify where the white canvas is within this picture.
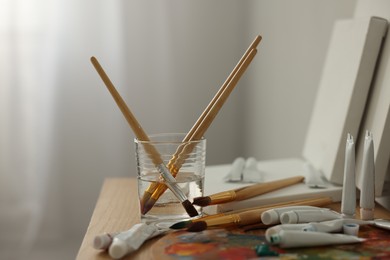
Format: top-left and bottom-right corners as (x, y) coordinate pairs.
(303, 16), (387, 185)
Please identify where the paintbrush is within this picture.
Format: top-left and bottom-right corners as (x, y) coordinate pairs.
(141, 35), (261, 214)
(141, 37), (261, 213)
(170, 196), (332, 230)
(90, 57), (198, 217)
(186, 196), (334, 232)
(192, 176), (305, 207)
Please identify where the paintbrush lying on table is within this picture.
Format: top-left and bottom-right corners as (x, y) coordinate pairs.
(185, 197), (333, 232)
(170, 196), (333, 230)
(141, 35), (262, 214)
(192, 175), (305, 207)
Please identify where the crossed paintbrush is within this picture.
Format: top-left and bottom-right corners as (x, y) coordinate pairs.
(141, 35), (262, 214)
(91, 35), (262, 217)
(90, 57), (199, 217)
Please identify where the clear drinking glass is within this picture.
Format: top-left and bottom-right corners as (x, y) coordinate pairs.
(135, 133), (206, 224)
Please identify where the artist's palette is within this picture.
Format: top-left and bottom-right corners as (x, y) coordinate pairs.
(151, 229), (266, 260)
(152, 226), (390, 260)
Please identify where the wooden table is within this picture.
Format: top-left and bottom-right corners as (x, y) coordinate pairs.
(76, 178), (154, 259)
(76, 178), (390, 259)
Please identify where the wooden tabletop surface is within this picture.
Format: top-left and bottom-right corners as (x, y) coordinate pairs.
(76, 178), (390, 259)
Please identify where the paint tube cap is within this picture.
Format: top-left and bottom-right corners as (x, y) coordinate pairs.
(261, 210), (280, 225)
(265, 226), (283, 242)
(109, 238), (130, 259)
(280, 211), (298, 224)
(360, 208), (374, 220)
(343, 223), (359, 236)
(255, 243), (279, 256)
(302, 224), (316, 232)
(269, 233), (282, 245)
(93, 233), (113, 250)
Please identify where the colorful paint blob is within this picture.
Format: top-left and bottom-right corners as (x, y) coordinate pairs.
(217, 247), (258, 260)
(151, 226), (390, 260)
(165, 242), (217, 256)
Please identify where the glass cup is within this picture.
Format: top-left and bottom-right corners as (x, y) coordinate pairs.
(135, 133), (206, 224)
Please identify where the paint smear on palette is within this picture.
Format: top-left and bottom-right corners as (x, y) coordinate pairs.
(151, 229), (265, 260)
(151, 226), (390, 260)
(165, 242), (218, 256)
(217, 247), (258, 259)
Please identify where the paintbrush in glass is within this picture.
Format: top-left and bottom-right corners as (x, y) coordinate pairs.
(141, 35), (262, 214)
(90, 56), (198, 217)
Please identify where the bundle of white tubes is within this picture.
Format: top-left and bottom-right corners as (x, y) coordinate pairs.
(262, 131), (383, 249)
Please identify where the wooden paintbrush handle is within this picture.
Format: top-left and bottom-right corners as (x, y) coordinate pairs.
(167, 36), (262, 176)
(201, 197), (333, 228)
(190, 48), (257, 142)
(147, 43), (260, 201)
(235, 175), (305, 201)
(238, 196), (332, 226)
(180, 35), (262, 144)
(229, 196), (333, 214)
(90, 57), (163, 166)
(168, 46), (260, 174)
(239, 209), (268, 226)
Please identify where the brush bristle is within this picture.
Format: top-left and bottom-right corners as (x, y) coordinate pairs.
(142, 198), (156, 215)
(192, 196), (211, 206)
(182, 200), (199, 217)
(140, 193), (152, 214)
(187, 221), (207, 232)
(169, 220), (192, 230)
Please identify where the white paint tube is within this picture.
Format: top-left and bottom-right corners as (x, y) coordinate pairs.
(242, 157), (263, 183)
(224, 157), (245, 182)
(341, 133), (356, 218)
(302, 218), (373, 233)
(93, 232), (120, 250)
(266, 219), (372, 242)
(108, 223), (162, 259)
(261, 206), (320, 225)
(268, 229), (365, 248)
(280, 208), (342, 224)
(265, 223), (309, 242)
(360, 131), (375, 220)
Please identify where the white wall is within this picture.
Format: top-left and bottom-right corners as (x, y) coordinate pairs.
(242, 0), (357, 160)
(354, 0), (390, 17)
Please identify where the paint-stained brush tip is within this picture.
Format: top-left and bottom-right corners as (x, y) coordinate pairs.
(169, 220), (192, 230)
(192, 196), (211, 207)
(182, 200), (199, 217)
(142, 198), (156, 215)
(187, 221), (208, 232)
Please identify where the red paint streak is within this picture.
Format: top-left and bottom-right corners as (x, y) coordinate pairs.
(165, 242), (217, 256)
(217, 247), (257, 260)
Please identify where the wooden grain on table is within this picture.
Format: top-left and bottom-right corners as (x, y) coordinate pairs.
(76, 178), (158, 260)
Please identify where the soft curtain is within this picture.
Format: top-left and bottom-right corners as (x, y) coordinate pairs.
(0, 0), (126, 258)
(0, 0), (60, 258)
(0, 1), (245, 258)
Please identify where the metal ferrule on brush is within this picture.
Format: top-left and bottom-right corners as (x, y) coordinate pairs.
(208, 191), (237, 205)
(156, 163), (187, 203)
(206, 214), (241, 227)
